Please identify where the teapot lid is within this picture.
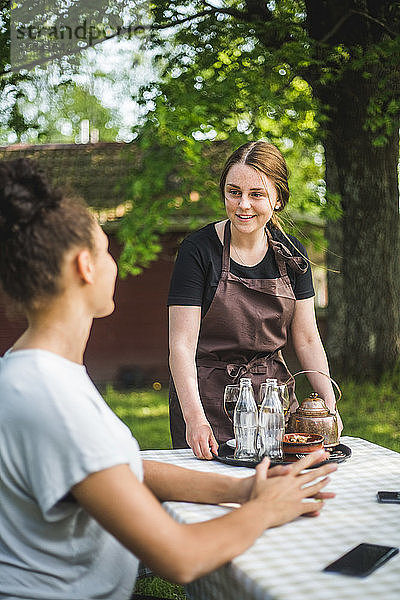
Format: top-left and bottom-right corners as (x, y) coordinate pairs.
(298, 392), (330, 417)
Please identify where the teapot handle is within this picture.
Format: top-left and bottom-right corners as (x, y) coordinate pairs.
(284, 369), (342, 409)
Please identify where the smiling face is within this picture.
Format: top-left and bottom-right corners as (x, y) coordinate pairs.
(224, 163), (280, 236)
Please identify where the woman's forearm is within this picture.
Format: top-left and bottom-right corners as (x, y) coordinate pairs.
(170, 343), (220, 458)
(169, 305), (207, 424)
(73, 458), (335, 585)
(169, 346), (207, 424)
(143, 460), (252, 504)
(171, 498), (281, 582)
(169, 306), (219, 458)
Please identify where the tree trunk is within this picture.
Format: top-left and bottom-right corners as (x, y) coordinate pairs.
(323, 79), (400, 378)
(304, 0), (400, 378)
(324, 138), (345, 372)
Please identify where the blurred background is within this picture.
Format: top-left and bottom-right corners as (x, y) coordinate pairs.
(1, 4), (399, 598)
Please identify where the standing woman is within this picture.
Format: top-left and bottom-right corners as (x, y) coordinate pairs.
(168, 141), (342, 459)
(0, 159), (336, 599)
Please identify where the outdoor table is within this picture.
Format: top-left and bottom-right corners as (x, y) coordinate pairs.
(141, 436), (400, 600)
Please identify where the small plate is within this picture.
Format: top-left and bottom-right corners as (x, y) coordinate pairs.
(213, 442), (352, 469)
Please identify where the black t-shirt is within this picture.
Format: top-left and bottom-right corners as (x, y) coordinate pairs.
(167, 222), (315, 317)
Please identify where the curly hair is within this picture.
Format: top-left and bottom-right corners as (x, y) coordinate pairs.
(0, 159), (95, 309)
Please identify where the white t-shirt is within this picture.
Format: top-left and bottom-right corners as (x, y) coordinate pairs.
(0, 349), (143, 600)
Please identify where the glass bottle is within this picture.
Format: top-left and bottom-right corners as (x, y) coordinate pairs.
(258, 378), (278, 407)
(276, 383), (290, 426)
(258, 382), (284, 460)
(233, 378), (258, 459)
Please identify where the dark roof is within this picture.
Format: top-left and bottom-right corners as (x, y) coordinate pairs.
(0, 142), (139, 210)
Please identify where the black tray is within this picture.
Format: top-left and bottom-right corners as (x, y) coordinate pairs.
(212, 442), (352, 469)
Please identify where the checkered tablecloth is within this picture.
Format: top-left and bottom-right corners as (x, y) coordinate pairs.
(141, 437), (400, 600)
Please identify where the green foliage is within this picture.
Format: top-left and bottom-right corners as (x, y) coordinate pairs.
(118, 0), (399, 274)
(323, 191), (343, 222)
(0, 2), (142, 143)
(353, 38), (400, 144)
(118, 12), (327, 274)
(144, 1), (400, 146)
(339, 379), (400, 453)
(2, 2), (399, 278)
(36, 81), (119, 143)
(1, 73), (120, 145)
(0, 3), (34, 138)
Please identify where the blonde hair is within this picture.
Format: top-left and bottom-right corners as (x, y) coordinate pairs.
(219, 141), (289, 230)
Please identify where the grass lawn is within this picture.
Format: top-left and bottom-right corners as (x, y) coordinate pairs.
(103, 376), (400, 599)
(105, 386), (173, 451)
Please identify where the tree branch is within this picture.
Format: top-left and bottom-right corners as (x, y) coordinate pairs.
(203, 1), (272, 23)
(351, 9), (398, 38)
(318, 10), (353, 43)
(319, 8), (398, 44)
(0, 1), (271, 77)
(203, 1), (244, 20)
(151, 7), (215, 31)
(0, 8), (218, 77)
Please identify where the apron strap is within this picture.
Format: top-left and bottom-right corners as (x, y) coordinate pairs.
(265, 226), (309, 276)
(221, 220), (231, 277)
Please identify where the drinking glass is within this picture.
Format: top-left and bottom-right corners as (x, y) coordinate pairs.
(276, 383), (290, 425)
(223, 384), (240, 422)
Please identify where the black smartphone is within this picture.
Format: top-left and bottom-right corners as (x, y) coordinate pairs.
(323, 543), (399, 577)
(377, 491), (400, 504)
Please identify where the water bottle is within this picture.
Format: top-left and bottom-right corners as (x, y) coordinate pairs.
(258, 383), (284, 460)
(258, 378), (278, 406)
(233, 378), (258, 459)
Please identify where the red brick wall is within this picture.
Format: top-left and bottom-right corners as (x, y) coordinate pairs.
(0, 232), (181, 386)
(85, 233), (179, 385)
(0, 303), (27, 356)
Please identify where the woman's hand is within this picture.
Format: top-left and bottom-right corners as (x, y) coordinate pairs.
(186, 417), (219, 460)
(249, 450), (337, 526)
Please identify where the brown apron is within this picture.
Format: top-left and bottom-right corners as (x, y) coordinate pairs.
(169, 221), (308, 447)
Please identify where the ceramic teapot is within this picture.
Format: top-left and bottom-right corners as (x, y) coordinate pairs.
(286, 370), (341, 448)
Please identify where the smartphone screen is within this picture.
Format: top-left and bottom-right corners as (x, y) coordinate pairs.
(323, 543), (399, 577)
(377, 491), (400, 504)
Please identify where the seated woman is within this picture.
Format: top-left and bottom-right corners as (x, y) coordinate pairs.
(0, 159), (336, 600)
